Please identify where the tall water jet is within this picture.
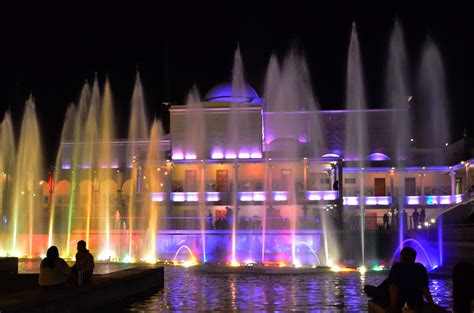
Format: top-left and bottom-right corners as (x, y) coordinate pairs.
(97, 78), (116, 259)
(229, 46), (246, 265)
(142, 119), (163, 262)
(385, 19), (410, 250)
(127, 72), (149, 259)
(11, 97), (43, 256)
(417, 40), (450, 266)
(82, 78), (100, 247)
(48, 104), (77, 252)
(263, 49), (328, 265)
(183, 86), (207, 261)
(262, 54), (280, 263)
(0, 113), (15, 253)
(345, 23), (368, 265)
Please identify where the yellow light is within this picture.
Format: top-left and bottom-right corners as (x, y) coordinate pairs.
(39, 181), (44, 185)
(358, 265), (367, 274)
(230, 260), (240, 267)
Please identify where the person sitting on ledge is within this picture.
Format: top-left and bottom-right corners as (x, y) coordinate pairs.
(364, 247), (434, 312)
(71, 240), (94, 283)
(39, 246), (71, 287)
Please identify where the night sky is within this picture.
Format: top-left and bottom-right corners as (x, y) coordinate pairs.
(0, 3), (471, 165)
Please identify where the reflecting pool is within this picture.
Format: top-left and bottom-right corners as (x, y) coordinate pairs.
(118, 266), (452, 312)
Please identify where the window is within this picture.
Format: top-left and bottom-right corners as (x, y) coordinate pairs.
(344, 178), (356, 184)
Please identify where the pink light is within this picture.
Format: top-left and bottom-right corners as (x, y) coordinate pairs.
(406, 196), (420, 205)
(250, 152), (262, 158)
(238, 152), (250, 159)
(186, 192), (199, 201)
(308, 194), (321, 201)
(225, 153), (237, 159)
(211, 152), (224, 159)
(206, 192), (220, 201)
(254, 192), (266, 201)
(185, 154), (197, 160)
(439, 196), (451, 205)
(151, 192), (164, 202)
(172, 153), (184, 160)
(273, 192), (288, 201)
(172, 193), (185, 202)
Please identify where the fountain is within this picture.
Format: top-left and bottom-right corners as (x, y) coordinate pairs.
(345, 23), (368, 266)
(0, 22), (458, 276)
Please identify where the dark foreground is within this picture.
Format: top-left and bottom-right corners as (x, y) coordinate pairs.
(0, 265), (164, 313)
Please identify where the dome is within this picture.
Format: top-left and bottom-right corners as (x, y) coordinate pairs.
(204, 83), (260, 103)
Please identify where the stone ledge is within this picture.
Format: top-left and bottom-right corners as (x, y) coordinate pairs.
(0, 266), (164, 313)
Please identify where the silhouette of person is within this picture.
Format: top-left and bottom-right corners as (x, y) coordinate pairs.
(39, 246), (70, 287)
(71, 240), (94, 283)
(412, 209), (420, 230)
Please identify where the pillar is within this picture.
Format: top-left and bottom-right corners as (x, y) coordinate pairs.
(466, 163), (471, 192)
(303, 158), (308, 192)
(233, 160), (239, 222)
(420, 173), (425, 204)
(336, 161), (344, 228)
(450, 170), (456, 196)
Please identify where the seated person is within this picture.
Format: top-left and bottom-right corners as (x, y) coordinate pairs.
(39, 246), (71, 287)
(71, 240), (95, 283)
(452, 262), (474, 313)
(364, 247), (434, 312)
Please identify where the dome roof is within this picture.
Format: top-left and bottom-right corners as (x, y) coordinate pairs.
(204, 83), (260, 103)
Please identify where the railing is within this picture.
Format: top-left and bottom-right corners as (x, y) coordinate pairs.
(152, 191), (464, 206)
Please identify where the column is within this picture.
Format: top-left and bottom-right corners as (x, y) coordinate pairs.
(466, 163), (471, 192)
(336, 161), (344, 228)
(303, 158), (308, 192)
(450, 170), (456, 195)
(420, 173), (425, 204)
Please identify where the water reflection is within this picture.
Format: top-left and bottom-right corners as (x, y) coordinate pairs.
(121, 267), (452, 312)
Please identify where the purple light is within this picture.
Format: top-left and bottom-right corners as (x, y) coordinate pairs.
(239, 191), (266, 201)
(298, 135), (308, 143)
(439, 196), (451, 205)
(206, 192), (220, 202)
(225, 152), (237, 159)
(185, 153), (197, 160)
(238, 152), (250, 159)
(367, 153), (391, 161)
(343, 197), (359, 206)
(321, 153), (341, 158)
(151, 192), (165, 202)
(62, 163), (71, 169)
(365, 196), (391, 206)
(250, 152), (262, 159)
(211, 151), (224, 159)
(273, 191), (288, 201)
(172, 152), (184, 160)
(171, 193), (185, 202)
(406, 196), (421, 205)
(306, 191), (338, 201)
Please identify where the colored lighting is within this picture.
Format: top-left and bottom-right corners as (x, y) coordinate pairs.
(185, 154), (197, 160)
(171, 193), (185, 202)
(206, 192), (220, 202)
(358, 265), (367, 274)
(343, 197), (359, 206)
(372, 264), (385, 271)
(211, 152), (224, 159)
(172, 153), (184, 160)
(406, 196), (421, 205)
(250, 152), (262, 158)
(273, 192), (288, 201)
(62, 163), (71, 169)
(151, 192), (165, 202)
(238, 152), (250, 159)
(239, 191), (266, 202)
(225, 153), (237, 159)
